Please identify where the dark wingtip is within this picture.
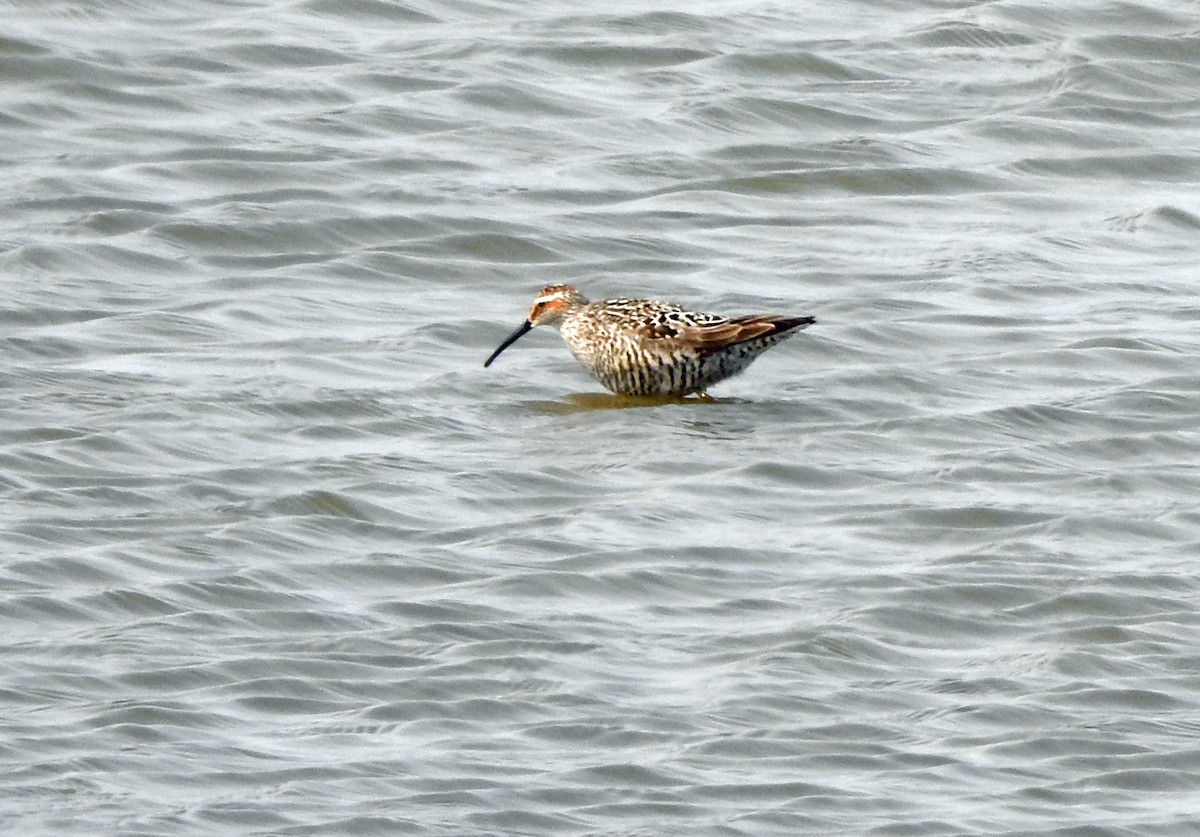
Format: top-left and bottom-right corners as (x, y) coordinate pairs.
(780, 315), (816, 332)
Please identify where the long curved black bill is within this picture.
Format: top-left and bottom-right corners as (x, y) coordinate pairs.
(483, 320), (533, 367)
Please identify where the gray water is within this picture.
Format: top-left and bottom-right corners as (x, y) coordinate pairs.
(4, 1), (1200, 834)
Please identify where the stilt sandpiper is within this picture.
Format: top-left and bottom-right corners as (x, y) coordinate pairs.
(483, 285), (815, 397)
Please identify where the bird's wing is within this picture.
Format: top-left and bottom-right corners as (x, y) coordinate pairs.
(639, 315), (812, 353)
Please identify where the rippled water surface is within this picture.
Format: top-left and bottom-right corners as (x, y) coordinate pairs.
(4, 1), (1200, 834)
